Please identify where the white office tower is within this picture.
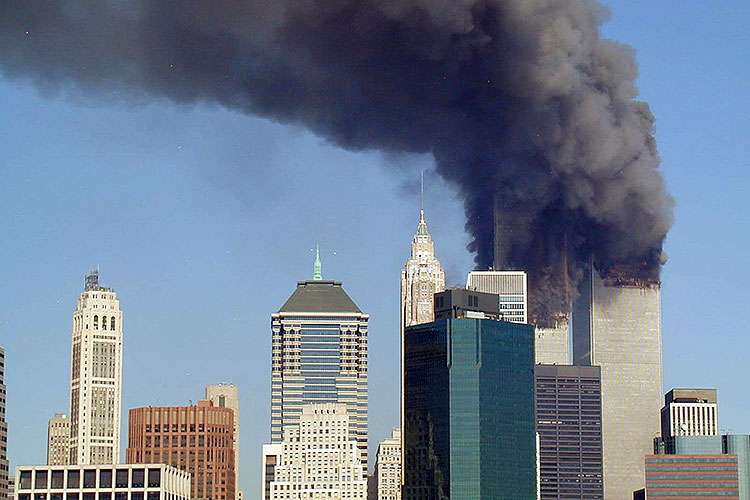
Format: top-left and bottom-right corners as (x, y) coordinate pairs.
(467, 270), (569, 364)
(661, 389), (718, 438)
(373, 429), (401, 500)
(47, 414), (70, 465)
(206, 384), (241, 500)
(466, 271), (527, 323)
(69, 270), (123, 464)
(271, 252), (369, 469)
(572, 263), (663, 500)
(400, 209), (446, 329)
(261, 404), (367, 500)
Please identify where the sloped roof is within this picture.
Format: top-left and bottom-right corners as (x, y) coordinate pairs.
(279, 280), (362, 313)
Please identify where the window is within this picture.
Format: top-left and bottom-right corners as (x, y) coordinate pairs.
(102, 316), (107, 330)
(51, 471), (64, 489)
(99, 470), (112, 488)
(68, 471), (80, 489)
(115, 470), (129, 488)
(111, 317), (116, 330)
(131, 469), (144, 488)
(35, 470), (48, 489)
(35, 494), (46, 500)
(147, 469), (160, 488)
(67, 494), (79, 500)
(83, 494), (95, 500)
(51, 494), (63, 500)
(93, 316), (99, 330)
(98, 494), (111, 500)
(115, 494), (127, 500)
(147, 493), (159, 500)
(84, 470), (96, 488)
(130, 493), (144, 500)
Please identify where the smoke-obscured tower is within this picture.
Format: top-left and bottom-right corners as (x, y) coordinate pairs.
(572, 263), (663, 499)
(69, 270), (123, 464)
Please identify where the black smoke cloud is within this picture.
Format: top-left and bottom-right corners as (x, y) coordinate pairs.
(0, 0), (673, 322)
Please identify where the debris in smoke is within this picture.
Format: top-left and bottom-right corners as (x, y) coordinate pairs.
(0, 0), (673, 321)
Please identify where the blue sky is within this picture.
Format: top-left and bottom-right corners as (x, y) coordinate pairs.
(1, 0), (749, 496)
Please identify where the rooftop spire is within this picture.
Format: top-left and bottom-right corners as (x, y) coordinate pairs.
(313, 244), (322, 280)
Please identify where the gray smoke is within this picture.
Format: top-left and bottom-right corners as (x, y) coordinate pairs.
(0, 0), (673, 322)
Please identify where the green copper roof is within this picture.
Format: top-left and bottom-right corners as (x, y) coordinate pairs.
(313, 244), (322, 280)
(279, 280), (362, 313)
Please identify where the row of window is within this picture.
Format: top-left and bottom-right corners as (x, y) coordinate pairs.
(19, 469), (160, 490)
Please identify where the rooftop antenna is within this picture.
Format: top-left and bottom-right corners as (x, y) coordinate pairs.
(420, 170), (425, 212)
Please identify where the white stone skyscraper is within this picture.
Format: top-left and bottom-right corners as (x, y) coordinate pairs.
(262, 404), (367, 500)
(271, 250), (369, 469)
(400, 209), (446, 330)
(69, 270), (123, 464)
(572, 263), (663, 500)
(206, 384), (241, 500)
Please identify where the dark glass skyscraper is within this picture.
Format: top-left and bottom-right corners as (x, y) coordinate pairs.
(403, 309), (536, 500)
(535, 364), (603, 500)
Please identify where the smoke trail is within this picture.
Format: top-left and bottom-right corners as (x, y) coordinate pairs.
(0, 0), (673, 320)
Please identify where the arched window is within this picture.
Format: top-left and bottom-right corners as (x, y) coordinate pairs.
(111, 317), (116, 330)
(102, 316), (107, 330)
(93, 315), (98, 329)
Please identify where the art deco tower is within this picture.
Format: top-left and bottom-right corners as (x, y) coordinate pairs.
(69, 270), (123, 464)
(270, 250), (369, 469)
(400, 209), (446, 330)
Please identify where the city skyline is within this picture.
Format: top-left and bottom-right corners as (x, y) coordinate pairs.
(2, 2), (750, 498)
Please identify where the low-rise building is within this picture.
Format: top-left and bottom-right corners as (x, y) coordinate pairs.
(14, 464), (190, 500)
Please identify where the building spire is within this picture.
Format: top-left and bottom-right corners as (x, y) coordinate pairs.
(313, 244), (322, 280)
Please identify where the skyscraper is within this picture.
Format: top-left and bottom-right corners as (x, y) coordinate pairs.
(69, 270), (124, 465)
(205, 385), (240, 500)
(47, 413), (70, 465)
(0, 347), (8, 500)
(126, 401), (235, 500)
(271, 251), (369, 468)
(403, 290), (537, 500)
(535, 364), (603, 500)
(262, 404), (367, 500)
(371, 429), (401, 500)
(466, 270), (527, 324)
(661, 388), (718, 440)
(400, 209), (446, 329)
(572, 263), (663, 499)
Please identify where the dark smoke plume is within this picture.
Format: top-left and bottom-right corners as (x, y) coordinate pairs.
(0, 0), (673, 322)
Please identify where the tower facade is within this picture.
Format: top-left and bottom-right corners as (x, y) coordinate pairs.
(262, 404), (367, 500)
(466, 271), (527, 324)
(69, 270), (123, 465)
(372, 429), (402, 500)
(535, 365), (603, 500)
(400, 210), (446, 330)
(0, 347), (8, 500)
(661, 389), (718, 440)
(403, 307), (537, 500)
(205, 385), (240, 500)
(47, 413), (71, 465)
(572, 264), (663, 500)
(126, 401), (235, 500)
(271, 256), (369, 469)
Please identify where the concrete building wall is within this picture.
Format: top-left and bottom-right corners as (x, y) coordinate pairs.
(47, 414), (70, 466)
(69, 271), (123, 465)
(573, 265), (663, 500)
(205, 385), (240, 500)
(14, 464), (190, 500)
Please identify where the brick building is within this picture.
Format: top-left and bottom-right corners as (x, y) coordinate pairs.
(126, 401), (234, 500)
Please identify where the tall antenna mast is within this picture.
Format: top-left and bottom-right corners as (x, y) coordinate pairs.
(420, 170), (424, 212)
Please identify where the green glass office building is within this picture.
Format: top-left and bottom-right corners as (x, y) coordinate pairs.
(403, 317), (536, 500)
